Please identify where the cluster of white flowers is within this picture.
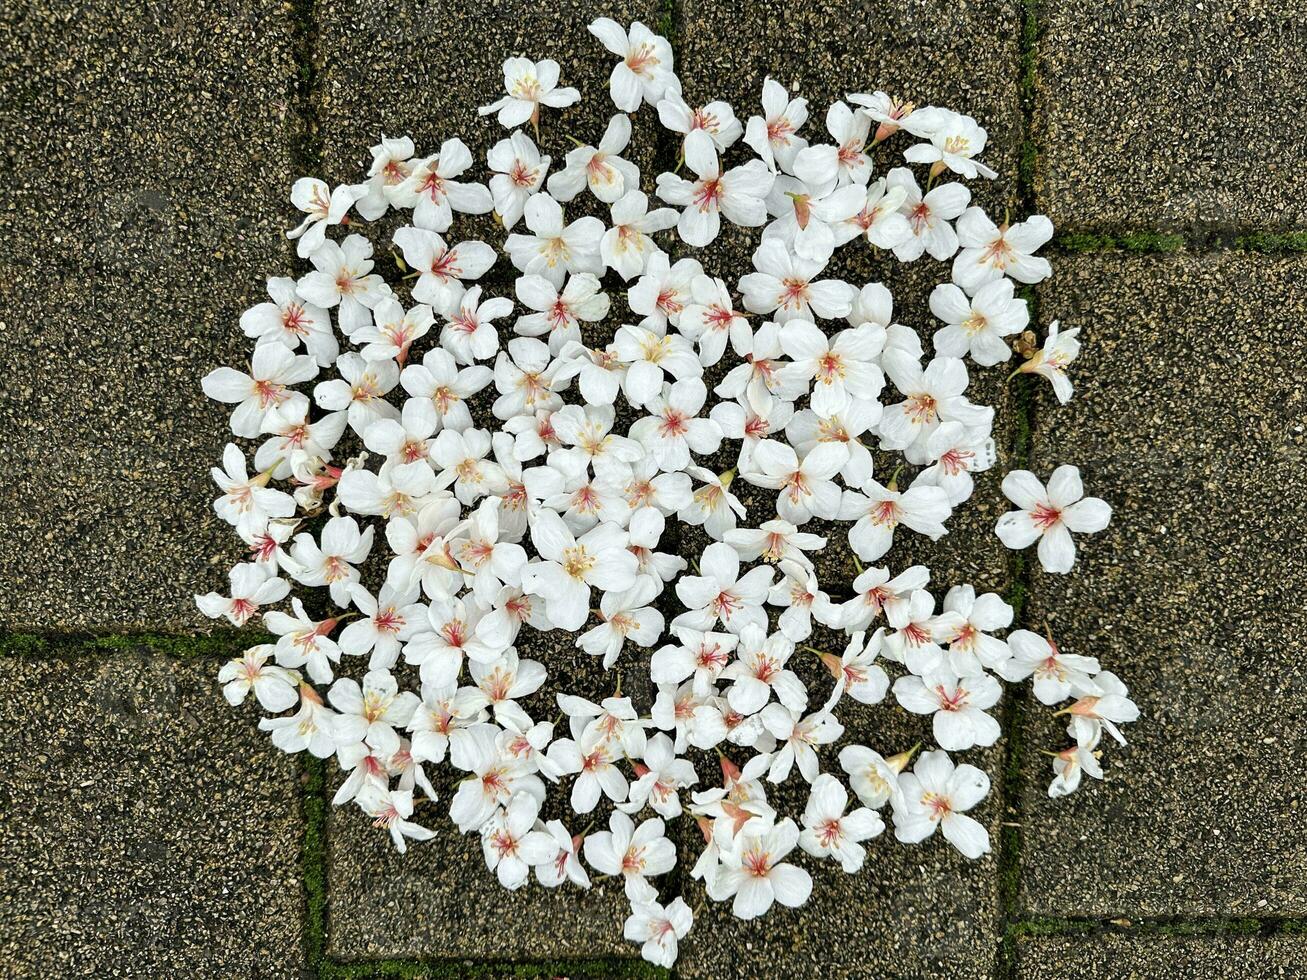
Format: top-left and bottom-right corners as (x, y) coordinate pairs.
(200, 19), (1137, 967)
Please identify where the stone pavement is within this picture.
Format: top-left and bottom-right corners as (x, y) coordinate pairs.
(2, 0), (1306, 978)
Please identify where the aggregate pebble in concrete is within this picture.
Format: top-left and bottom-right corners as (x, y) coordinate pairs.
(0, 1), (302, 630)
(1016, 932), (1307, 979)
(0, 647), (304, 977)
(1034, 0), (1307, 230)
(1018, 254), (1307, 918)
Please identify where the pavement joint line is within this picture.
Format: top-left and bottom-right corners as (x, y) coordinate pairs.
(318, 955), (669, 978)
(1006, 916), (1307, 939)
(0, 629), (268, 658)
(1049, 230), (1307, 255)
(994, 3), (1042, 977)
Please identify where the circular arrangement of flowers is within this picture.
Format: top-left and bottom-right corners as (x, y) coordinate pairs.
(198, 17), (1137, 967)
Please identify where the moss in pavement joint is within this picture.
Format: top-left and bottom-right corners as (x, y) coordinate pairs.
(1006, 915), (1307, 940)
(0, 630), (269, 659)
(320, 957), (668, 979)
(1233, 231), (1307, 253)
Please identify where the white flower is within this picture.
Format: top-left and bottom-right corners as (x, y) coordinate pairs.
(613, 323), (703, 407)
(392, 226), (496, 314)
(915, 420), (996, 506)
(762, 166), (865, 263)
(846, 91), (940, 141)
(743, 77), (809, 172)
(1063, 671), (1138, 746)
(936, 585), (1013, 675)
(837, 176), (912, 249)
(629, 379), (724, 472)
(355, 134), (417, 220)
(651, 627), (739, 695)
(892, 749), (991, 859)
(353, 296), (434, 365)
(240, 276), (337, 367)
(679, 466), (747, 540)
(743, 439), (847, 524)
(655, 129), (773, 247)
(286, 177), (364, 258)
(481, 792), (557, 890)
(219, 645), (298, 712)
(930, 278), (1028, 366)
(536, 819), (591, 888)
(486, 131), (551, 230)
(737, 237), (855, 323)
(624, 895), (693, 968)
(886, 167), (971, 262)
(1047, 733), (1104, 798)
(839, 474), (952, 563)
(893, 668), (1002, 750)
(952, 208), (1054, 293)
(547, 113), (640, 204)
(719, 624), (806, 716)
(257, 683), (338, 758)
(196, 561), (289, 627)
(338, 581), (426, 669)
(995, 466), (1111, 573)
(399, 347), (494, 433)
(448, 723), (545, 832)
(296, 234), (390, 334)
(714, 818), (812, 919)
(1017, 319), (1080, 404)
(999, 629), (1101, 706)
(589, 18), (675, 111)
(622, 731), (699, 818)
(504, 194), (605, 288)
(583, 811), (677, 899)
(673, 544), (774, 637)
(393, 138), (494, 233)
(799, 772), (884, 872)
(903, 111), (997, 180)
(515, 272), (611, 353)
(357, 785), (435, 854)
(478, 57), (580, 129)
(821, 629), (890, 709)
(288, 515), (374, 607)
(522, 512), (637, 630)
(210, 443), (296, 536)
(492, 337), (565, 420)
(680, 275), (749, 367)
(601, 190), (677, 281)
(838, 743), (910, 810)
(627, 253), (703, 330)
(838, 563), (929, 634)
(265, 599), (343, 684)
(657, 81), (741, 154)
(879, 352), (991, 463)
(440, 285), (513, 365)
(760, 704), (843, 782)
(465, 650), (547, 732)
(313, 351), (400, 437)
(578, 575), (665, 668)
(778, 320), (885, 418)
(202, 343), (316, 438)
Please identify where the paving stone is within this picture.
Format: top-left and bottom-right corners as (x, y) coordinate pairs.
(0, 0), (301, 630)
(1018, 254), (1307, 918)
(0, 646), (304, 977)
(1034, 0), (1307, 230)
(1015, 933), (1307, 980)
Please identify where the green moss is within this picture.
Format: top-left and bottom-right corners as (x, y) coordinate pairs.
(0, 630), (265, 659)
(320, 958), (666, 979)
(1234, 231), (1307, 253)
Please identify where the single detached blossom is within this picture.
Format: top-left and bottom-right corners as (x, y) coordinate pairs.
(799, 772), (884, 872)
(625, 896), (694, 968)
(886, 167), (970, 262)
(714, 818), (812, 920)
(286, 178), (364, 258)
(743, 77), (808, 172)
(655, 129), (773, 247)
(479, 57), (580, 129)
(995, 466), (1111, 573)
(589, 18), (675, 111)
(893, 750), (991, 859)
(487, 131), (551, 229)
(1017, 319), (1081, 404)
(547, 113), (640, 204)
(952, 208), (1054, 293)
(929, 278), (1029, 366)
(903, 110), (997, 180)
